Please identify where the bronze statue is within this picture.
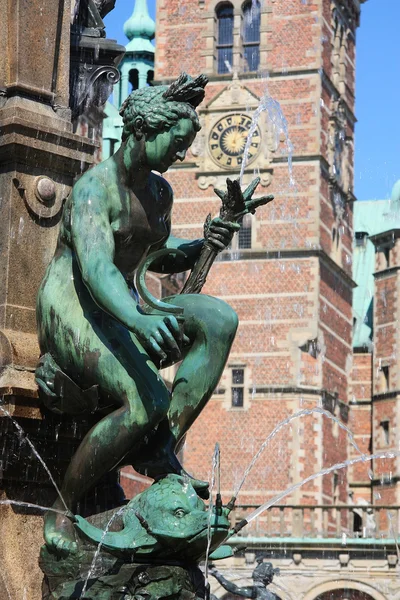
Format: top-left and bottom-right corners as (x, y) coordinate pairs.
(35, 73), (272, 557)
(210, 559), (280, 600)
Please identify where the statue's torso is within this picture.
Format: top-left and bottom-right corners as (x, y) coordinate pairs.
(109, 174), (172, 278)
(59, 162), (173, 280)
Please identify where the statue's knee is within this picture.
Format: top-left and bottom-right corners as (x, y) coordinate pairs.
(217, 303), (238, 339)
(227, 306), (239, 333)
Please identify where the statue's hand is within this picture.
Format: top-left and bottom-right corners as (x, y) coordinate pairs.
(206, 216), (240, 252)
(132, 314), (183, 362)
(214, 177), (274, 221)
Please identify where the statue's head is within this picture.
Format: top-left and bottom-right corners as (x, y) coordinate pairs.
(119, 73), (208, 172)
(129, 474), (230, 560)
(253, 560), (277, 585)
(75, 474), (230, 561)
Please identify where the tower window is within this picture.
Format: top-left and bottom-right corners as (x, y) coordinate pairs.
(238, 213), (252, 249)
(383, 246), (390, 268)
(231, 368), (245, 407)
(129, 68), (139, 92)
(378, 365), (390, 393)
(380, 420), (390, 446)
(355, 232), (368, 247)
(147, 70), (154, 86)
(242, 0), (261, 72)
(216, 3), (234, 74)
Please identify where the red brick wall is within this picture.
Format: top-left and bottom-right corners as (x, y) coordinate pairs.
(349, 353), (372, 502)
(142, 0), (361, 509)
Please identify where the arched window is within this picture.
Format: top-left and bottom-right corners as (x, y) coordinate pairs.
(238, 213), (252, 249)
(216, 3), (234, 74)
(129, 68), (139, 92)
(147, 70), (154, 86)
(242, 0), (261, 72)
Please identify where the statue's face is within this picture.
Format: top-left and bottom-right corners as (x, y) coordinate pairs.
(253, 564), (274, 585)
(144, 118), (197, 173)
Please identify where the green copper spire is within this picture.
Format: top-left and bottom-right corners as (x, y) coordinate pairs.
(102, 0), (155, 159)
(123, 0), (155, 54)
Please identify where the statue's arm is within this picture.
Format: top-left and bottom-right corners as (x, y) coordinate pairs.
(147, 178), (238, 274)
(210, 571), (254, 599)
(70, 180), (143, 330)
(149, 232), (205, 274)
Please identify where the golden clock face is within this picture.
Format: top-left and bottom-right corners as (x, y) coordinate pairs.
(209, 114), (261, 170)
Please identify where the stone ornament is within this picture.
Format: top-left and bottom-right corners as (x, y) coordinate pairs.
(198, 172), (272, 190)
(13, 175), (67, 220)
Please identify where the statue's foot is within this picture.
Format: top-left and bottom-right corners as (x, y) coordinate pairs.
(44, 502), (78, 556)
(133, 450), (210, 499)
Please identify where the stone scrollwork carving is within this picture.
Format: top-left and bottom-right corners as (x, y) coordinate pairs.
(198, 173), (271, 191)
(71, 63), (121, 118)
(70, 0), (125, 119)
(198, 175), (218, 190)
(260, 173), (272, 187)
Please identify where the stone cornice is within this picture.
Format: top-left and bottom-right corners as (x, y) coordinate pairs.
(156, 68), (326, 87)
(218, 247), (357, 289)
(249, 385), (335, 399)
(0, 116), (96, 174)
(353, 346), (372, 354)
(372, 390), (400, 402)
(370, 229), (400, 246)
(373, 266), (400, 281)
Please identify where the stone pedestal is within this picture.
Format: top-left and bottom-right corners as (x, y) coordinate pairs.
(0, 1), (123, 597)
(0, 0), (96, 396)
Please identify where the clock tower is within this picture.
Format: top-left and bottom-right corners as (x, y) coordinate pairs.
(155, 0), (365, 509)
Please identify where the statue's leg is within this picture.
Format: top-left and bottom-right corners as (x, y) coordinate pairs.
(168, 293), (238, 441)
(44, 321), (171, 555)
(130, 294), (238, 486)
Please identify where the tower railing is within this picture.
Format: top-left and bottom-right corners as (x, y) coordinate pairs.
(230, 504), (400, 540)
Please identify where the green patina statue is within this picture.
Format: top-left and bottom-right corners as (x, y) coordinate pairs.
(40, 475), (233, 599)
(210, 559), (280, 600)
(75, 474), (231, 560)
(36, 73), (272, 571)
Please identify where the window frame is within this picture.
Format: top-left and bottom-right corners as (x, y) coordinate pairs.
(241, 0), (261, 73)
(231, 367), (245, 407)
(216, 2), (235, 74)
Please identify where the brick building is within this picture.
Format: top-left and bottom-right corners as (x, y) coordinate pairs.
(156, 0), (360, 511)
(150, 1), (400, 598)
(102, 1), (400, 597)
(351, 181), (400, 509)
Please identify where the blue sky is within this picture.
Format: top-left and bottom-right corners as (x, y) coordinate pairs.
(105, 0), (400, 202)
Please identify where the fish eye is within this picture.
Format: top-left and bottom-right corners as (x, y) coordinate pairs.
(174, 508), (186, 518)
